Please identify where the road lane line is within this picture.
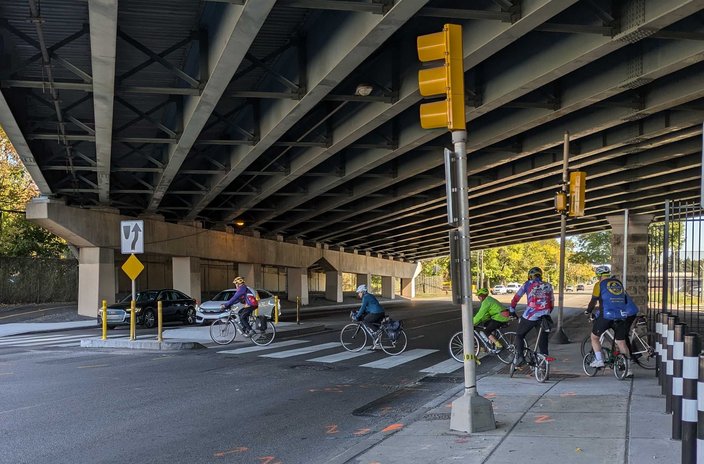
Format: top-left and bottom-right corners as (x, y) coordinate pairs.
(260, 342), (340, 358)
(420, 358), (463, 374)
(307, 350), (374, 363)
(360, 349), (437, 369)
(217, 339), (308, 354)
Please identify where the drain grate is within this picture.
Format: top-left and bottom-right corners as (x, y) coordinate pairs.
(289, 364), (336, 371)
(418, 375), (463, 384)
(424, 412), (451, 421)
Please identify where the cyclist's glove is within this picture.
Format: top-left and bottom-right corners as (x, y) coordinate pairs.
(509, 311), (518, 321)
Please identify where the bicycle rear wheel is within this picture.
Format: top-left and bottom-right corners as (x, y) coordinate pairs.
(631, 332), (656, 370)
(613, 354), (629, 380)
(448, 331), (463, 362)
(340, 323), (367, 352)
(583, 352), (599, 377)
(210, 319), (237, 345)
(535, 355), (549, 383)
(496, 331), (516, 365)
(251, 320), (276, 346)
(380, 329), (407, 356)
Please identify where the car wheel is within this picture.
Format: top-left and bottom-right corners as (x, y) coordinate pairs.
(184, 307), (196, 325)
(142, 309), (156, 329)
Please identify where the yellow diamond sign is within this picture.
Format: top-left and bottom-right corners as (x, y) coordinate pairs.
(121, 254), (144, 281)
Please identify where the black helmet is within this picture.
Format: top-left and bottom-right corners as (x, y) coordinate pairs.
(528, 267), (542, 279)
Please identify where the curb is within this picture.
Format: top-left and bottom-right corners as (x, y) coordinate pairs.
(80, 338), (206, 350)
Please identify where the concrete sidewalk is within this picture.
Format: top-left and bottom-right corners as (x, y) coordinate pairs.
(328, 337), (679, 464)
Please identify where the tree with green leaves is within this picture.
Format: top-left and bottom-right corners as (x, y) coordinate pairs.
(569, 231), (611, 265)
(0, 127), (68, 257)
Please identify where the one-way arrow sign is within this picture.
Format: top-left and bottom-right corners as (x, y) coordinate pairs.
(120, 220), (144, 254)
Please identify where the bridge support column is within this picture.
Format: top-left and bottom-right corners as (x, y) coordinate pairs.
(401, 277), (415, 298)
(237, 263), (261, 288)
(606, 213), (654, 308)
(381, 276), (395, 299)
(325, 271), (343, 303)
(287, 267), (309, 305)
(78, 247), (115, 318)
(172, 257), (201, 303)
(356, 273), (371, 289)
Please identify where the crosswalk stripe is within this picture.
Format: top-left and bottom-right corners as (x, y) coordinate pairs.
(260, 342), (340, 359)
(360, 349), (437, 369)
(307, 349), (375, 363)
(0, 334), (92, 347)
(420, 358), (463, 374)
(217, 339), (308, 355)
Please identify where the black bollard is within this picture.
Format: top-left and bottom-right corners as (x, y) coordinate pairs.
(671, 323), (686, 440)
(656, 312), (664, 382)
(664, 315), (678, 413)
(682, 335), (700, 464)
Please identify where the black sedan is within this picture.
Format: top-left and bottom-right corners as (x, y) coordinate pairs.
(97, 289), (197, 329)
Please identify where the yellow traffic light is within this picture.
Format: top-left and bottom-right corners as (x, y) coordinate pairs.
(417, 24), (465, 131)
(569, 171), (587, 217)
(554, 191), (567, 213)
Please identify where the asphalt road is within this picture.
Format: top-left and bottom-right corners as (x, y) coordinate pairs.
(0, 295), (592, 464)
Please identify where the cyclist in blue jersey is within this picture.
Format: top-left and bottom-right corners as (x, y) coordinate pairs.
(585, 265), (637, 376)
(354, 284), (385, 350)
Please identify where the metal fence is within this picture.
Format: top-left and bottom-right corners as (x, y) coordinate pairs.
(0, 257), (78, 303)
(648, 200), (704, 334)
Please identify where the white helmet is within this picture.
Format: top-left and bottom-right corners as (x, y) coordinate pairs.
(595, 265), (611, 276)
(355, 284), (367, 293)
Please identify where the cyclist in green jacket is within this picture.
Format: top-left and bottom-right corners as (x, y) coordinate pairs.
(473, 288), (511, 352)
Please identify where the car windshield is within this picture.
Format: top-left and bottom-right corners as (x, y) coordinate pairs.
(211, 291), (236, 301)
(120, 291), (158, 303)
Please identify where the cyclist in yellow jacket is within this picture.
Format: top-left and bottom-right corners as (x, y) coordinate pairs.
(473, 288), (511, 352)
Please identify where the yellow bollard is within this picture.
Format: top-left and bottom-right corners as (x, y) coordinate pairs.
(274, 296), (279, 325)
(101, 300), (107, 340)
(296, 296), (300, 325)
(157, 300), (163, 342)
(130, 299), (136, 341)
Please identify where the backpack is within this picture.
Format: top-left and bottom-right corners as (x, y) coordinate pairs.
(383, 318), (403, 342)
(244, 286), (259, 308)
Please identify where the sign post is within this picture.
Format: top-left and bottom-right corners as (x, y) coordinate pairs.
(120, 220), (145, 341)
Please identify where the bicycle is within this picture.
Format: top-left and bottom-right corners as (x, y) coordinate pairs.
(579, 314), (655, 370)
(508, 321), (551, 383)
(582, 345), (629, 380)
(448, 324), (516, 365)
(340, 313), (408, 356)
(209, 309), (276, 346)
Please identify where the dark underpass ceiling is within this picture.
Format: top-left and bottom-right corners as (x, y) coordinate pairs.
(1, 0), (703, 262)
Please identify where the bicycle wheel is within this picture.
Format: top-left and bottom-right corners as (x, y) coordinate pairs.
(496, 331), (517, 365)
(535, 355), (549, 383)
(580, 334), (591, 358)
(613, 354), (629, 380)
(340, 323), (367, 352)
(210, 319), (237, 345)
(251, 320), (276, 346)
(380, 329), (407, 356)
(631, 332), (656, 370)
(448, 331), (463, 362)
(583, 352), (599, 377)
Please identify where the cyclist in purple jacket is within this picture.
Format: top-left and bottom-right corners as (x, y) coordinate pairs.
(220, 276), (259, 336)
(509, 267), (554, 367)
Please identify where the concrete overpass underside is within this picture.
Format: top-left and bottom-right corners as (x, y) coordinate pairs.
(2, 1), (704, 312)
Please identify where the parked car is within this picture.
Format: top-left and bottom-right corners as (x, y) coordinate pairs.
(491, 285), (507, 295)
(576, 284), (585, 291)
(97, 289), (196, 329)
(505, 283), (521, 293)
(565, 285), (574, 292)
(196, 288), (279, 325)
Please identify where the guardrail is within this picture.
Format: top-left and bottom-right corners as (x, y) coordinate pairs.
(655, 312), (702, 463)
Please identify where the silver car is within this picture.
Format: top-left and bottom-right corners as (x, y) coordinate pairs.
(195, 288), (279, 325)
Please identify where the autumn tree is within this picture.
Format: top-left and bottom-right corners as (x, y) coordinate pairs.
(0, 126), (68, 257)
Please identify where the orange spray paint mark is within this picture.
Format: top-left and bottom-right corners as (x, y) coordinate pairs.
(214, 446), (248, 457)
(381, 423), (404, 433)
(534, 415), (554, 423)
(353, 428), (371, 436)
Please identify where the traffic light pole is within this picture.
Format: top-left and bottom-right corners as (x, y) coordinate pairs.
(449, 130), (496, 433)
(554, 131), (570, 344)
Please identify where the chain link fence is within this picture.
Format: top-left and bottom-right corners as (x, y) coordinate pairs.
(0, 257), (77, 303)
